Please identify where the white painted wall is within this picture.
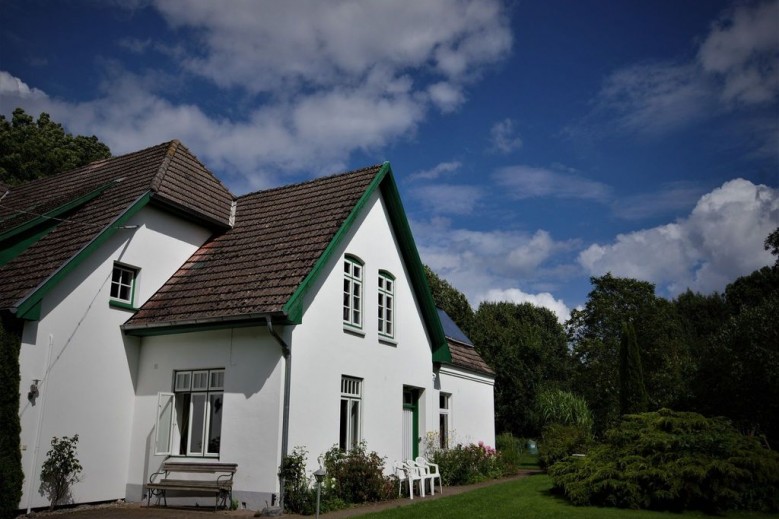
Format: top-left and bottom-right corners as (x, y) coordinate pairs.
(438, 367), (495, 448)
(126, 327), (284, 509)
(17, 206), (212, 510)
(288, 191), (438, 473)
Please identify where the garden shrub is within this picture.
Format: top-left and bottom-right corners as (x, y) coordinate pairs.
(322, 442), (394, 504)
(279, 447), (349, 515)
(548, 409), (779, 514)
(431, 442), (502, 485)
(39, 435), (82, 511)
(495, 432), (525, 475)
(538, 423), (592, 469)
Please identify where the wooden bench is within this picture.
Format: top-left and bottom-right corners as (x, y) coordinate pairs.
(146, 461), (237, 511)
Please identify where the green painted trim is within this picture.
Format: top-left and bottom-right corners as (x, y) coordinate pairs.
(281, 162), (450, 363)
(122, 316), (283, 337)
(378, 166), (451, 363)
(403, 389), (420, 458)
(0, 179), (121, 243)
(109, 300), (137, 312)
(15, 192), (153, 321)
(0, 225), (53, 266)
(282, 166), (388, 321)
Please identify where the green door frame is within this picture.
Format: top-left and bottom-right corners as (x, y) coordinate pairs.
(403, 388), (419, 458)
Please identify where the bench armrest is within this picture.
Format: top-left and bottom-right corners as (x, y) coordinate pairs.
(217, 472), (234, 486)
(149, 470), (165, 484)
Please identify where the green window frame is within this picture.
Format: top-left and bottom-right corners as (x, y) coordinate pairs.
(110, 263), (138, 309)
(378, 271), (395, 338)
(343, 255), (363, 329)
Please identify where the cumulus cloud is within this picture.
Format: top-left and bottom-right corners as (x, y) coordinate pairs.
(579, 179), (779, 296)
(489, 118), (523, 153)
(494, 165), (611, 201)
(0, 0), (512, 190)
(413, 217), (577, 317)
(593, 0), (779, 135)
(479, 288), (571, 324)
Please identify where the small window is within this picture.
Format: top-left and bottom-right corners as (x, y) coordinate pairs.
(439, 393), (451, 449)
(378, 271), (395, 338)
(110, 263), (137, 305)
(339, 376), (362, 451)
(343, 256), (363, 329)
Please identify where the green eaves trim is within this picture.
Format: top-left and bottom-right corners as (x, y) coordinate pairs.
(282, 165), (389, 324)
(0, 179), (122, 244)
(14, 192), (152, 320)
(378, 166), (451, 363)
(282, 162), (451, 363)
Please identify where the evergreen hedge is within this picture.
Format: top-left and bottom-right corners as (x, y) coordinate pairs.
(548, 409), (779, 514)
(0, 315), (23, 519)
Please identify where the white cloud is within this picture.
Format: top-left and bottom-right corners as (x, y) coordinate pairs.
(494, 165), (611, 201)
(408, 184), (483, 215)
(594, 0), (779, 135)
(489, 118), (523, 153)
(408, 161), (462, 182)
(413, 217), (576, 315)
(698, 0), (779, 105)
(0, 0), (512, 190)
(479, 288), (571, 324)
(579, 179), (779, 296)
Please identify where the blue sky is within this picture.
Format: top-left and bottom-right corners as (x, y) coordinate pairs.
(1, 0), (777, 321)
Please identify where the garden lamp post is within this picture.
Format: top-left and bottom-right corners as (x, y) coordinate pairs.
(314, 467), (327, 519)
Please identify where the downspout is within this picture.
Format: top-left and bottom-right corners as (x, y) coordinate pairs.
(265, 316), (290, 510)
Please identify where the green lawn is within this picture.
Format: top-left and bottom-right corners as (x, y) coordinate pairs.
(355, 474), (777, 519)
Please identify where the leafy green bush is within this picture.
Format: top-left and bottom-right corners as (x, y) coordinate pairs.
(536, 389), (593, 432)
(0, 318), (23, 519)
(431, 442), (502, 485)
(279, 447), (349, 515)
(548, 409), (779, 514)
(538, 423), (592, 469)
(495, 433), (525, 474)
(322, 443), (394, 504)
(39, 435), (82, 511)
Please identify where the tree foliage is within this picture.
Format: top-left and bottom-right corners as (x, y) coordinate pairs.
(549, 409), (779, 514)
(0, 315), (23, 519)
(471, 301), (570, 437)
(619, 321), (648, 415)
(0, 108), (111, 186)
(423, 265), (474, 335)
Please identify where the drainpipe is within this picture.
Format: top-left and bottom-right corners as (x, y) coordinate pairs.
(265, 316), (291, 510)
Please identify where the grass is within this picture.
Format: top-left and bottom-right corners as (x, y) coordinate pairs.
(354, 474), (777, 519)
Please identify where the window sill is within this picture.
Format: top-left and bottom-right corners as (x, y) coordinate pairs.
(379, 336), (397, 347)
(109, 300), (137, 312)
(343, 325), (366, 338)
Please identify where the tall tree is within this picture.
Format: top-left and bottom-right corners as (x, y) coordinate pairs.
(568, 274), (691, 434)
(423, 265), (474, 335)
(471, 301), (571, 437)
(765, 226), (779, 265)
(619, 321), (648, 415)
(0, 108), (111, 186)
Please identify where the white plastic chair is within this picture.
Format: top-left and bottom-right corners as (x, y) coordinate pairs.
(394, 461), (424, 499)
(415, 456), (443, 495)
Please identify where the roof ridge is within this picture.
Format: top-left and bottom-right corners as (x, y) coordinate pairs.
(150, 140), (181, 192)
(238, 163), (384, 200)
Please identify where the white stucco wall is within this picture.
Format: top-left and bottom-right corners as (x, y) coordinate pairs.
(438, 367), (495, 448)
(126, 327), (284, 509)
(287, 191), (439, 472)
(17, 205), (212, 510)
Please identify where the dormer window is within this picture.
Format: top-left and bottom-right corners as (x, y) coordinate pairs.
(110, 263), (138, 308)
(343, 255), (363, 329)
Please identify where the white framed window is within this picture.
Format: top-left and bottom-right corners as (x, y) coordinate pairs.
(378, 271), (394, 338)
(339, 376), (362, 451)
(439, 393), (451, 449)
(110, 263), (137, 305)
(343, 256), (363, 329)
(155, 368), (224, 457)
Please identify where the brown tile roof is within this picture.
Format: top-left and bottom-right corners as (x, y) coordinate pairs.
(446, 340), (495, 376)
(125, 165), (383, 328)
(0, 141), (233, 312)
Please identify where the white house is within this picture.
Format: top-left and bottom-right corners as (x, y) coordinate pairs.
(1, 141), (494, 511)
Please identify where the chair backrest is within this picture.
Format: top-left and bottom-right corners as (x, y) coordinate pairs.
(415, 456), (428, 467)
(394, 461), (407, 478)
